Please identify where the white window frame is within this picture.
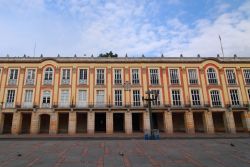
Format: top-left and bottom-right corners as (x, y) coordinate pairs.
(59, 89), (70, 108)
(96, 68), (106, 85)
(188, 68), (199, 85)
(243, 69), (250, 85)
(22, 89), (34, 108)
(5, 89), (16, 108)
(149, 68), (160, 85)
(41, 90), (52, 108)
(209, 89), (222, 107)
(61, 68), (71, 85)
(25, 68), (36, 85)
(113, 68), (123, 85)
(95, 89), (105, 106)
(169, 68), (180, 85)
(43, 67), (54, 85)
(131, 68), (141, 85)
(206, 67), (218, 85)
(190, 89), (201, 107)
(132, 89), (142, 107)
(171, 89), (182, 107)
(8, 68), (19, 85)
(225, 69), (237, 85)
(150, 89), (161, 106)
(114, 89), (123, 107)
(78, 68), (88, 85)
(229, 88), (241, 106)
(77, 89), (88, 108)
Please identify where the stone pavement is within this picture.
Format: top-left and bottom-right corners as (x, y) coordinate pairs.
(0, 138), (250, 167)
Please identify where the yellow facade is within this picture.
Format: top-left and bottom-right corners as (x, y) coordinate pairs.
(0, 56), (250, 135)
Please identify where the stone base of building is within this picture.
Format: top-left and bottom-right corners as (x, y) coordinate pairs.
(0, 110), (250, 135)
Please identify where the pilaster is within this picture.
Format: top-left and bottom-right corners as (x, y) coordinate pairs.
(87, 112), (94, 134)
(106, 111), (113, 134)
(68, 112), (76, 135)
(30, 112), (39, 134)
(164, 111), (173, 134)
(143, 111), (150, 132)
(11, 112), (22, 134)
(184, 111), (195, 134)
(125, 111), (132, 134)
(49, 112), (58, 134)
(203, 111), (214, 134)
(223, 111), (236, 133)
(241, 111), (250, 132)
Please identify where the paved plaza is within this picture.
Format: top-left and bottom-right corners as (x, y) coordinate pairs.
(0, 138), (250, 167)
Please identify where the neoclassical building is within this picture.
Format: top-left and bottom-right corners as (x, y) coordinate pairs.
(0, 56), (250, 135)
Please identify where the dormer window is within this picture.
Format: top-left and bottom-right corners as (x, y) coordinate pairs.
(44, 67), (53, 85)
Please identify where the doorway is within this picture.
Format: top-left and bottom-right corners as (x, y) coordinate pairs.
(95, 113), (106, 132)
(113, 113), (125, 132)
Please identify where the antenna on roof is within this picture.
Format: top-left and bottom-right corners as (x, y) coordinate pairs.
(219, 35), (225, 59)
(33, 41), (36, 57)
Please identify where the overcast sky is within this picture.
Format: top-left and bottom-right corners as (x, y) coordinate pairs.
(0, 0), (250, 57)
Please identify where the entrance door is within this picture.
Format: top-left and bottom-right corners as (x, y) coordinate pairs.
(76, 113), (87, 133)
(58, 113), (69, 134)
(95, 113), (106, 132)
(233, 112), (244, 132)
(40, 114), (50, 133)
(3, 113), (13, 134)
(21, 113), (32, 134)
(152, 113), (165, 132)
(193, 112), (205, 132)
(132, 113), (143, 132)
(172, 112), (185, 132)
(113, 113), (124, 132)
(212, 112), (225, 132)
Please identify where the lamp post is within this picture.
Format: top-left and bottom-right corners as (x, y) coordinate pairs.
(142, 90), (158, 138)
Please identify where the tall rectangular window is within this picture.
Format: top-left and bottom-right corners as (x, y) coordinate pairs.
(114, 69), (122, 84)
(207, 68), (218, 84)
(132, 69), (140, 84)
(23, 90), (33, 108)
(6, 90), (15, 108)
(210, 90), (221, 107)
(8, 69), (18, 85)
(188, 69), (198, 84)
(96, 90), (105, 106)
(79, 69), (88, 84)
(172, 90), (181, 106)
(230, 89), (240, 106)
(226, 69), (236, 85)
(96, 69), (105, 85)
(60, 90), (69, 107)
(114, 90), (123, 106)
(191, 89), (201, 106)
(61, 69), (70, 85)
(78, 90), (88, 107)
(42, 91), (51, 108)
(26, 69), (36, 85)
(170, 69), (179, 84)
(150, 69), (159, 85)
(243, 69), (250, 84)
(151, 90), (160, 106)
(133, 90), (141, 107)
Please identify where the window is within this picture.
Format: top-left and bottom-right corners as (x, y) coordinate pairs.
(96, 69), (105, 85)
(188, 69), (198, 84)
(171, 90), (181, 106)
(132, 69), (140, 84)
(191, 89), (201, 106)
(8, 69), (18, 85)
(226, 69), (236, 85)
(26, 69), (36, 85)
(170, 69), (179, 84)
(44, 67), (53, 85)
(23, 90), (33, 108)
(96, 90), (105, 106)
(133, 90), (141, 107)
(248, 89), (250, 101)
(207, 68), (218, 84)
(210, 90), (221, 107)
(61, 69), (70, 85)
(243, 69), (250, 84)
(150, 69), (159, 85)
(151, 90), (160, 106)
(229, 89), (240, 106)
(6, 90), (15, 108)
(114, 90), (123, 106)
(79, 69), (88, 84)
(60, 90), (70, 107)
(42, 91), (51, 108)
(78, 90), (88, 107)
(114, 69), (122, 84)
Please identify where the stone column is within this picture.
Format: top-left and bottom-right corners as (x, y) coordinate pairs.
(0, 113), (4, 134)
(164, 111), (173, 134)
(241, 111), (250, 132)
(12, 112), (22, 134)
(143, 111), (150, 132)
(87, 112), (94, 134)
(49, 112), (58, 134)
(30, 112), (39, 134)
(106, 111), (113, 134)
(223, 111), (236, 133)
(68, 112), (76, 135)
(184, 111), (195, 134)
(16, 68), (25, 106)
(125, 111), (132, 134)
(203, 111), (214, 134)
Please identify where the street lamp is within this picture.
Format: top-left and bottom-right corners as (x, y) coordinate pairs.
(142, 90), (159, 139)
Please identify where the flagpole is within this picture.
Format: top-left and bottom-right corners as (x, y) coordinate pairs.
(33, 42), (36, 57)
(219, 35), (225, 58)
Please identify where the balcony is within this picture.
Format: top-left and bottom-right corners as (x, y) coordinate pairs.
(8, 79), (17, 85)
(61, 79), (70, 85)
(26, 79), (35, 85)
(41, 103), (51, 108)
(5, 102), (14, 108)
(44, 80), (52, 85)
(76, 102), (88, 108)
(79, 79), (87, 85)
(58, 102), (70, 108)
(22, 102), (33, 108)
